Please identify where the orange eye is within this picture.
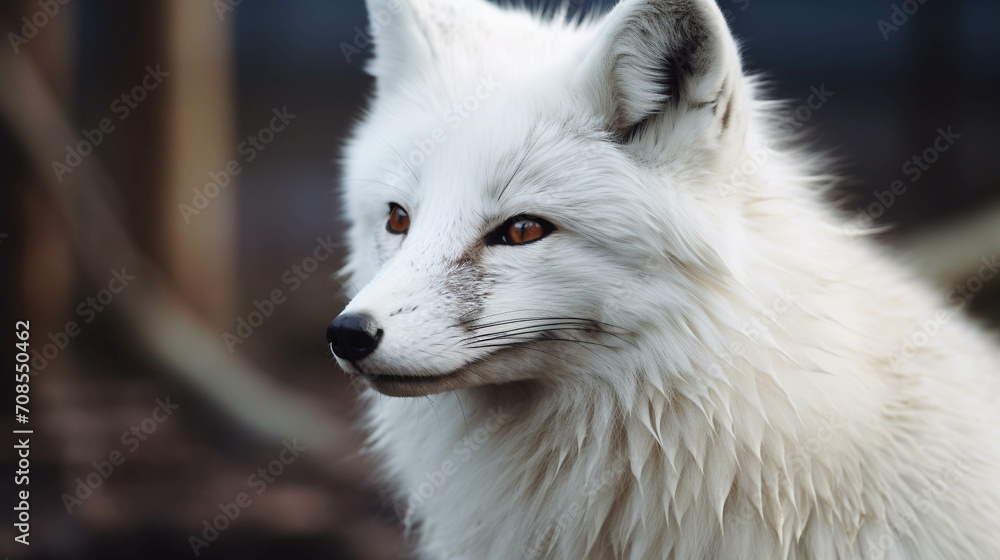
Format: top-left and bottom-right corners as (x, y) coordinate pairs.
(387, 203), (410, 234)
(507, 219), (545, 244)
(486, 215), (555, 246)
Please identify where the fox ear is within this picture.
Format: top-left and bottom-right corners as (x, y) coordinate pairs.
(363, 0), (483, 93)
(577, 0), (746, 160)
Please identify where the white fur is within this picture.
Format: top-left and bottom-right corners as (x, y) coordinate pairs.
(336, 0), (1000, 558)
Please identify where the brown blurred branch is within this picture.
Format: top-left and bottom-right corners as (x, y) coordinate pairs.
(0, 40), (359, 481)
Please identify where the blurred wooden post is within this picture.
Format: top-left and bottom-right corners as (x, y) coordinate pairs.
(3, 0), (76, 384)
(0, 0), (361, 490)
(4, 0), (76, 320)
(162, 0), (237, 327)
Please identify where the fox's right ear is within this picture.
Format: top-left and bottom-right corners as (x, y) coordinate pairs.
(575, 0), (747, 164)
(362, 0), (433, 92)
(362, 0), (484, 94)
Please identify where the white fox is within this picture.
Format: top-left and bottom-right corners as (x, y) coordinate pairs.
(330, 0), (1000, 558)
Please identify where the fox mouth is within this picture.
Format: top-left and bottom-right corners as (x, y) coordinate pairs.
(337, 318), (631, 397)
(358, 369), (469, 397)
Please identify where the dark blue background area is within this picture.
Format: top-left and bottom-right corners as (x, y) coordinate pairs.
(215, 0), (1000, 279)
(72, 0), (1000, 276)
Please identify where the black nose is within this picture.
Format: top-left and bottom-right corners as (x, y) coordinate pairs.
(327, 313), (382, 362)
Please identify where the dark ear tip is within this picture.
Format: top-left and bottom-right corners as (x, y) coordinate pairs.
(588, 0), (740, 144)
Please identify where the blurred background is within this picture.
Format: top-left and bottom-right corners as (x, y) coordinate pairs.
(0, 0), (998, 558)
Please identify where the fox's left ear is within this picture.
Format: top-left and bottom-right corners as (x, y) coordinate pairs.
(364, 0), (491, 94)
(576, 0), (747, 162)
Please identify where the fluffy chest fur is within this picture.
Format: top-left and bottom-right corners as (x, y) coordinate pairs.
(336, 0), (1000, 558)
(364, 249), (1000, 560)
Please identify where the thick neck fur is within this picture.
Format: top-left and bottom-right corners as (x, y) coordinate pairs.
(364, 176), (1000, 559)
(354, 3), (1000, 558)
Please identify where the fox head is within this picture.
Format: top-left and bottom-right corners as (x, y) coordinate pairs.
(333, 0), (760, 397)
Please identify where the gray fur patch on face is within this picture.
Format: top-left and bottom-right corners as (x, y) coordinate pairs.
(446, 254), (494, 333)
